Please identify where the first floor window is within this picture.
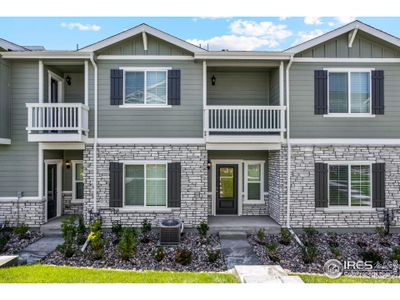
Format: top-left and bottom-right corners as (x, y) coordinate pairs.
(246, 162), (263, 201)
(328, 164), (371, 207)
(124, 70), (167, 105)
(73, 161), (84, 200)
(328, 70), (371, 114)
(124, 163), (167, 207)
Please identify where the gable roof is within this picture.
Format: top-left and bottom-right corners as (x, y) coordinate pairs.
(0, 37), (30, 52)
(79, 23), (206, 53)
(285, 20), (400, 54)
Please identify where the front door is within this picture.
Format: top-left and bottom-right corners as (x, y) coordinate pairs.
(47, 164), (58, 219)
(50, 78), (59, 103)
(216, 164), (238, 215)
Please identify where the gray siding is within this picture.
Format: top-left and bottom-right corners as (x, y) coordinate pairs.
(0, 58), (10, 139)
(290, 62), (400, 138)
(97, 60), (203, 138)
(0, 61), (38, 197)
(269, 68), (280, 105)
(64, 73), (84, 103)
(297, 31), (400, 58)
(207, 71), (270, 106)
(97, 34), (192, 56)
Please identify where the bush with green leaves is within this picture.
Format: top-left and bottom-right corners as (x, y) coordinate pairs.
(256, 228), (266, 243)
(330, 246), (341, 259)
(175, 248), (192, 265)
(76, 216), (87, 245)
(360, 248), (384, 266)
(266, 242), (278, 254)
(207, 249), (220, 264)
(303, 227), (318, 241)
(327, 233), (339, 248)
(13, 223), (29, 238)
(279, 228), (291, 245)
(112, 222), (123, 238)
(88, 219), (104, 260)
(302, 245), (318, 264)
(117, 228), (137, 260)
(0, 233), (9, 253)
(390, 246), (400, 262)
(141, 219), (152, 243)
(375, 226), (386, 237)
(196, 221), (209, 239)
(60, 216), (77, 258)
(152, 247), (165, 262)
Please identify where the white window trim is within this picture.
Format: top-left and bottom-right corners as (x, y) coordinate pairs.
(324, 68), (374, 117)
(122, 161), (168, 209)
(72, 160), (84, 202)
(244, 161), (265, 204)
(47, 70), (64, 103)
(120, 67), (171, 107)
(327, 161), (373, 209)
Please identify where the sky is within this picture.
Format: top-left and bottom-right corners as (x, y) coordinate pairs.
(1, 17), (400, 51)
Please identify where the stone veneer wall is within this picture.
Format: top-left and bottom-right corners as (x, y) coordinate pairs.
(0, 198), (46, 227)
(62, 192), (83, 216)
(289, 145), (400, 228)
(83, 144), (208, 228)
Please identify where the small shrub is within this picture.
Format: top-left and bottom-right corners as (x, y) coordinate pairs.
(360, 248), (384, 266)
(175, 248), (192, 265)
(90, 219), (102, 233)
(0, 233), (9, 253)
(60, 216), (77, 258)
(302, 245), (318, 264)
(279, 228), (291, 245)
(327, 233), (339, 248)
(88, 231), (104, 260)
(152, 247), (165, 262)
(390, 246), (400, 262)
(375, 226), (386, 237)
(117, 228), (137, 260)
(112, 222), (123, 238)
(207, 249), (220, 264)
(330, 246), (342, 259)
(303, 227), (318, 241)
(265, 242), (278, 254)
(141, 219), (152, 243)
(76, 217), (87, 245)
(256, 228), (266, 243)
(197, 221), (209, 239)
(13, 223), (29, 238)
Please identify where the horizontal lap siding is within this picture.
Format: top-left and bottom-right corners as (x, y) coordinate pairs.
(0, 59), (10, 139)
(290, 62), (400, 138)
(97, 60), (203, 138)
(0, 61), (38, 197)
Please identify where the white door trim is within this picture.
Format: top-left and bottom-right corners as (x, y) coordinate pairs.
(211, 159), (243, 217)
(44, 159), (63, 221)
(48, 70), (64, 103)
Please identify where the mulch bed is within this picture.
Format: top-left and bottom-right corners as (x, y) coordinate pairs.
(0, 231), (43, 255)
(249, 231), (400, 277)
(42, 231), (227, 272)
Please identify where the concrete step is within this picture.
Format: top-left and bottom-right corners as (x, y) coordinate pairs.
(234, 265), (304, 283)
(0, 255), (19, 268)
(219, 231), (248, 240)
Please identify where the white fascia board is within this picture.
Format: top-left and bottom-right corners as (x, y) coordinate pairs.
(0, 51), (92, 59)
(195, 53), (291, 60)
(292, 57), (400, 63)
(97, 55), (194, 60)
(290, 139), (400, 145)
(86, 138), (205, 145)
(285, 21), (400, 54)
(0, 138), (11, 145)
(79, 24), (206, 53)
(39, 142), (85, 150)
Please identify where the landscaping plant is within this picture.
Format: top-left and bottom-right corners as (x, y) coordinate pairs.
(117, 228), (137, 260)
(60, 216), (77, 258)
(206, 249), (220, 264)
(88, 219), (104, 260)
(141, 219), (152, 243)
(256, 228), (266, 243)
(303, 226), (318, 243)
(76, 216), (87, 245)
(330, 246), (342, 259)
(359, 248), (384, 266)
(265, 242), (280, 263)
(13, 223), (29, 239)
(196, 221), (209, 240)
(279, 228), (291, 245)
(327, 233), (339, 248)
(390, 246), (400, 262)
(112, 222), (123, 239)
(152, 247), (165, 262)
(175, 248), (192, 265)
(302, 245), (318, 264)
(0, 233), (9, 253)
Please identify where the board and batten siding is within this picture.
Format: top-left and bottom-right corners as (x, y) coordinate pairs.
(290, 62), (400, 138)
(97, 60), (203, 138)
(0, 61), (39, 197)
(0, 58), (10, 139)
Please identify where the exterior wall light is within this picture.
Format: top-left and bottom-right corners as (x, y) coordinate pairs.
(65, 160), (71, 169)
(211, 75), (216, 86)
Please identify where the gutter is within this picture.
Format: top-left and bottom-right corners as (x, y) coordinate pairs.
(285, 55), (294, 228)
(89, 54), (98, 212)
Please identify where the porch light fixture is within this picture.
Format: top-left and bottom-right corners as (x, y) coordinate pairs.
(211, 75), (216, 86)
(66, 75), (72, 86)
(65, 160), (71, 169)
(207, 161), (212, 169)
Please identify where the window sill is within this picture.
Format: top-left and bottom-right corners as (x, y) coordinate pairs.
(317, 207), (377, 213)
(323, 114), (375, 118)
(71, 199), (84, 204)
(119, 104), (172, 109)
(118, 207), (173, 213)
(243, 200), (265, 205)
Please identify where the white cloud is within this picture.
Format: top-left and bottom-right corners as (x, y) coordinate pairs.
(61, 22), (101, 32)
(328, 22), (335, 26)
(335, 17), (356, 24)
(292, 29), (325, 46)
(304, 17), (323, 25)
(230, 20), (292, 39)
(279, 16), (289, 21)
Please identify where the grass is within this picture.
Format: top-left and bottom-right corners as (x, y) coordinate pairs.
(296, 273), (400, 283)
(0, 265), (239, 283)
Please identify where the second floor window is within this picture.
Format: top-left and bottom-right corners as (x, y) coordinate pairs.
(124, 70), (167, 105)
(328, 70), (371, 114)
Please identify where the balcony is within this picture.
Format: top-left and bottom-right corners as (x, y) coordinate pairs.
(26, 103), (89, 142)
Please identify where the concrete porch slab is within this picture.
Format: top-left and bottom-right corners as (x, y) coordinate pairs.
(209, 216), (280, 233)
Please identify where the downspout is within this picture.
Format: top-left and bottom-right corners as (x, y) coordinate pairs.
(285, 55), (294, 228)
(90, 54), (98, 212)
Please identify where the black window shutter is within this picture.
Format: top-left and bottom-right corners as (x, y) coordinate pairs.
(372, 70), (384, 115)
(109, 162), (123, 207)
(110, 69), (123, 105)
(315, 163), (328, 208)
(372, 163), (385, 208)
(168, 69), (181, 105)
(168, 162), (181, 207)
(314, 70), (328, 115)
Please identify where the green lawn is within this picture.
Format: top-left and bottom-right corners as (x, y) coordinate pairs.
(0, 265), (239, 283)
(297, 274), (400, 283)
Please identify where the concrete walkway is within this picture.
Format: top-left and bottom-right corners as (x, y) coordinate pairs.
(18, 236), (63, 265)
(209, 216), (280, 233)
(234, 265), (304, 283)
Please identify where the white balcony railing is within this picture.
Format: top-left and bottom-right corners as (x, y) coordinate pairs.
(26, 103), (89, 141)
(204, 106), (286, 134)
